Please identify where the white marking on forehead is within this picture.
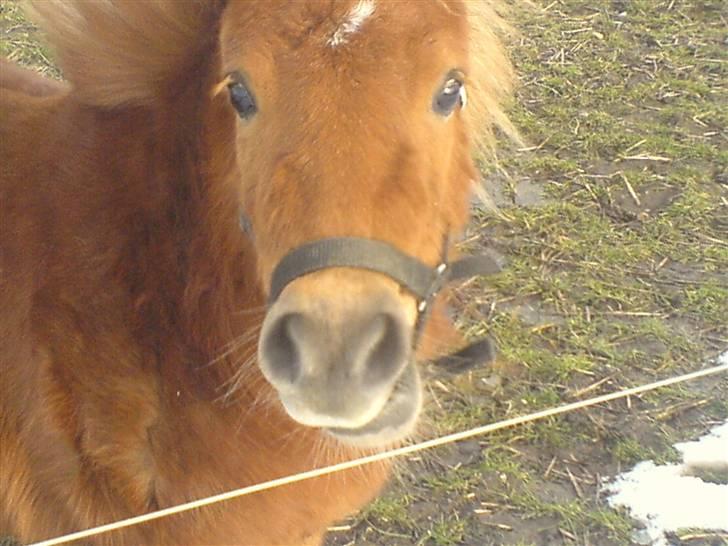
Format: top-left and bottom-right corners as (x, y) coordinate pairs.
(327, 0), (376, 48)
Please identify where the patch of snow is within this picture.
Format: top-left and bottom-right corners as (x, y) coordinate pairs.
(677, 421), (728, 471)
(605, 350), (728, 546)
(607, 460), (728, 545)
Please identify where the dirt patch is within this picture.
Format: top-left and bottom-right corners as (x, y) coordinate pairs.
(611, 182), (681, 219)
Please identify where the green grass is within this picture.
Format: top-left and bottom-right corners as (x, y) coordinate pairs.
(0, 1), (61, 79)
(610, 437), (679, 466)
(425, 517), (467, 546)
(363, 495), (416, 531)
(509, 490), (633, 542)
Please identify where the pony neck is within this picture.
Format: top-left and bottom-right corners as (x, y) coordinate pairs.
(110, 46), (265, 401)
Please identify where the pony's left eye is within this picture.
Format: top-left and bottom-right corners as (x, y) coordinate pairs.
(227, 73), (257, 120)
(433, 76), (466, 117)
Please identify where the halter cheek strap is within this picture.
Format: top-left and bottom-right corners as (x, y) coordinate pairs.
(268, 236), (501, 375)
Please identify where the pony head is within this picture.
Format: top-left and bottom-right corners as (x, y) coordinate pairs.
(215, 0), (511, 447)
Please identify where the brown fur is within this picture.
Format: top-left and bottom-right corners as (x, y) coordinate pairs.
(0, 59), (67, 97)
(0, 1), (514, 544)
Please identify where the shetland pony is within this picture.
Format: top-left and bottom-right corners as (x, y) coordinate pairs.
(0, 1), (515, 544)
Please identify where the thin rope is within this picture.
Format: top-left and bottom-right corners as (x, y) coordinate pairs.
(31, 361), (728, 546)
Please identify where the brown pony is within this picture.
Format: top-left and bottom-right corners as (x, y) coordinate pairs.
(0, 1), (515, 544)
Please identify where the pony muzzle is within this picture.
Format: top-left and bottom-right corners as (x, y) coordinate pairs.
(258, 269), (421, 445)
(257, 236), (501, 446)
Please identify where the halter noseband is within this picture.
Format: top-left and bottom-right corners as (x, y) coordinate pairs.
(268, 236), (500, 375)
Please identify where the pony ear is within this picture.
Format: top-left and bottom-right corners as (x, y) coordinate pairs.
(415, 295), (466, 362)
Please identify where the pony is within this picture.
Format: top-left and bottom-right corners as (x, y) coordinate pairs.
(0, 1), (515, 544)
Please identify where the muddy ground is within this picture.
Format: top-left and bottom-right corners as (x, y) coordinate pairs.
(2, 1), (726, 545)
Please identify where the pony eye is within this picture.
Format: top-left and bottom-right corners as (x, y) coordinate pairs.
(433, 76), (466, 117)
(227, 75), (257, 120)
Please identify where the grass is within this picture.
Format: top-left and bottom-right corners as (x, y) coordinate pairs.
(2, 0), (726, 545)
(425, 517), (467, 546)
(0, 1), (60, 80)
(362, 495), (417, 532)
(508, 490), (634, 540)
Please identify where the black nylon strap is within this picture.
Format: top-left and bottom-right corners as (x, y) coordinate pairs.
(267, 236), (502, 376)
(269, 238), (439, 304)
(269, 237), (502, 304)
(430, 337), (496, 375)
(448, 254), (501, 281)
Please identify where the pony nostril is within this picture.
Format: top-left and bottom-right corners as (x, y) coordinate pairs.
(261, 313), (306, 386)
(261, 307), (410, 399)
(362, 313), (410, 387)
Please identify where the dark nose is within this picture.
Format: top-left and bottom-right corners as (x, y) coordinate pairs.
(258, 304), (412, 428)
(262, 311), (408, 386)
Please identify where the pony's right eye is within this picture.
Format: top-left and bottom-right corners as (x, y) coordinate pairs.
(227, 74), (257, 120)
(433, 72), (466, 117)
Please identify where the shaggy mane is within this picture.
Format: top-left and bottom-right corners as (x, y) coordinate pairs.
(26, 0), (225, 107)
(464, 1), (521, 148)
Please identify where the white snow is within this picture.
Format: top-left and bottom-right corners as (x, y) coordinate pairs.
(605, 350), (728, 546)
(677, 420), (728, 470)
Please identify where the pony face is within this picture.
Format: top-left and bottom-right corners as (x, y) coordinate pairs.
(218, 0), (478, 448)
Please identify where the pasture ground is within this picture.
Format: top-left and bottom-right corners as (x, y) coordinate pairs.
(2, 1), (726, 545)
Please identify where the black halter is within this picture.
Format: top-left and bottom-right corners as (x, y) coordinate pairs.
(267, 236), (500, 375)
